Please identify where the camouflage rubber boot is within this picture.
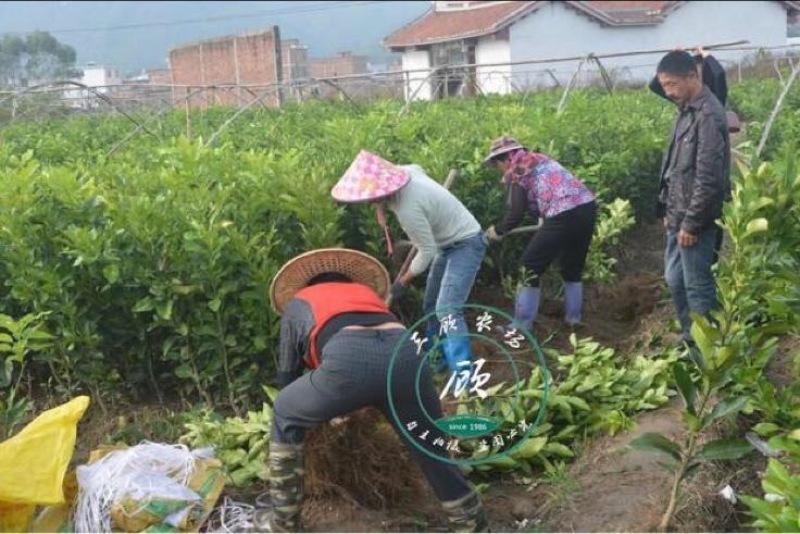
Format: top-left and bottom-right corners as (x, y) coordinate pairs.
(441, 490), (490, 533)
(252, 442), (305, 532)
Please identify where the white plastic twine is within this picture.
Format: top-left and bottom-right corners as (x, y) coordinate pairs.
(73, 441), (210, 533)
(204, 497), (256, 533)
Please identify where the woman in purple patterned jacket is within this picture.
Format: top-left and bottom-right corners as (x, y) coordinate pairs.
(482, 136), (598, 332)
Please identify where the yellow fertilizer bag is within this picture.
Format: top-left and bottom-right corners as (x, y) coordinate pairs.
(66, 442), (225, 533)
(0, 396), (90, 532)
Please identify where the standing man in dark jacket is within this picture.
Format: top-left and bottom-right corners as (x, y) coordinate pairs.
(650, 47), (732, 264)
(654, 50), (731, 346)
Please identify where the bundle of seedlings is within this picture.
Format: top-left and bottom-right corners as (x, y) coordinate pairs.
(304, 407), (428, 510)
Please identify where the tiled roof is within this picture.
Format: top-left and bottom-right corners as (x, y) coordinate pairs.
(385, 1), (799, 49)
(567, 1), (677, 25)
(384, 1), (539, 49)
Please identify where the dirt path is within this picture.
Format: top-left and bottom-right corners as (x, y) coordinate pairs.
(481, 221), (690, 533)
(540, 396), (685, 533)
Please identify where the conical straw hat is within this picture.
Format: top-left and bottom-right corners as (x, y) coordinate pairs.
(331, 150), (411, 203)
(269, 248), (391, 314)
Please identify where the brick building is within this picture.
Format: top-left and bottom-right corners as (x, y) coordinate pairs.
(308, 51), (369, 79)
(281, 39), (310, 81)
(169, 26), (283, 108)
(110, 68), (173, 110)
(148, 68), (171, 85)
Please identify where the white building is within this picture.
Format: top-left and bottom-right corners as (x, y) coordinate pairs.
(63, 63), (124, 109)
(384, 1), (800, 101)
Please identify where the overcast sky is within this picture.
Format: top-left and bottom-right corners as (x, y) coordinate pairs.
(0, 1), (430, 74)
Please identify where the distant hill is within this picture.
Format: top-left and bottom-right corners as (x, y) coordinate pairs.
(0, 1), (429, 76)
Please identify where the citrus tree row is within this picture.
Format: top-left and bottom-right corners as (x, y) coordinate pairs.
(0, 78), (797, 414)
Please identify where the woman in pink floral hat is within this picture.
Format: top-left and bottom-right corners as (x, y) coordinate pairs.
(332, 150), (486, 374)
(482, 136), (597, 332)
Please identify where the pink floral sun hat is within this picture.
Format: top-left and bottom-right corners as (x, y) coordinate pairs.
(331, 150), (411, 203)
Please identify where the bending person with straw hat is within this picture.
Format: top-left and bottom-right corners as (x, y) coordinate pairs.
(482, 136), (598, 332)
(254, 248), (489, 533)
(331, 150), (486, 375)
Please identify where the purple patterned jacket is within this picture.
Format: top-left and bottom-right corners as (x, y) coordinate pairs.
(503, 150), (594, 217)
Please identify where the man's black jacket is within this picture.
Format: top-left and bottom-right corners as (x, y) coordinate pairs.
(656, 86), (731, 234)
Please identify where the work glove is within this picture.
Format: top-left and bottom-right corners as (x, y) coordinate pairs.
(484, 225), (501, 242)
(390, 281), (405, 303)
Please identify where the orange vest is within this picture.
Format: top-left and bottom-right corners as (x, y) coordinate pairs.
(294, 282), (391, 368)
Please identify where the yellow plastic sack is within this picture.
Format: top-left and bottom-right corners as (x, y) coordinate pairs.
(0, 396), (90, 532)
